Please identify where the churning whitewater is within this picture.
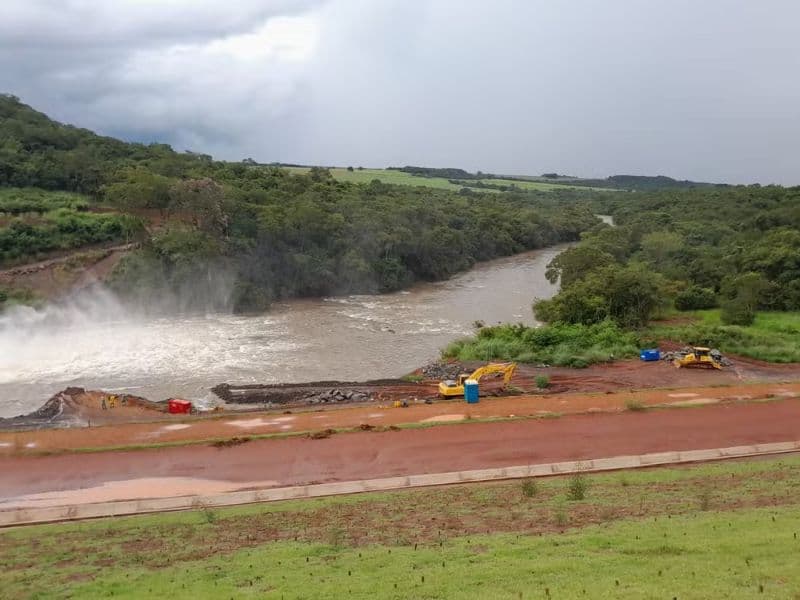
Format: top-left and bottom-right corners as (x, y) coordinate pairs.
(0, 246), (565, 417)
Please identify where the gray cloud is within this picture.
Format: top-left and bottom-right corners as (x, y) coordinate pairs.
(2, 0), (799, 183)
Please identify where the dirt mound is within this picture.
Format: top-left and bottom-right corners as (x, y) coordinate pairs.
(0, 388), (165, 431)
(418, 361), (464, 380)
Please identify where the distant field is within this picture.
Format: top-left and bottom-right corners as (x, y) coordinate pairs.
(3, 456), (799, 598)
(284, 167), (470, 191)
(479, 177), (614, 192)
(283, 167), (610, 193)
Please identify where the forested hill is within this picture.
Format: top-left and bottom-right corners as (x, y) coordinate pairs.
(0, 94), (600, 312)
(536, 184), (800, 327)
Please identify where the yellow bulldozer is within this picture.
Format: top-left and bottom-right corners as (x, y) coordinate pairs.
(673, 346), (723, 370)
(438, 362), (517, 398)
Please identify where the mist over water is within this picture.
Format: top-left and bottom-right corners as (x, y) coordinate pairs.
(0, 246), (567, 417)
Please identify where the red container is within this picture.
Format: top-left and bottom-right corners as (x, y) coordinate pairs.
(168, 399), (192, 414)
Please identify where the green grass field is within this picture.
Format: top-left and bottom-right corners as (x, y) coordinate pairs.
(283, 167), (611, 193)
(0, 187), (89, 214)
(284, 167), (471, 191)
(476, 177), (613, 192)
(648, 309), (800, 362)
(3, 456), (800, 598)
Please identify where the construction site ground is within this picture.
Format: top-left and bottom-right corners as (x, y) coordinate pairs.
(3, 355), (798, 432)
(1, 380), (799, 455)
(2, 386), (800, 513)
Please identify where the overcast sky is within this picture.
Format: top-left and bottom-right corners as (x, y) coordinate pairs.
(2, 0), (799, 184)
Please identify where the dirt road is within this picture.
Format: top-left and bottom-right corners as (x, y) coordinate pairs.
(2, 381), (798, 454)
(2, 398), (799, 510)
(0, 242), (137, 299)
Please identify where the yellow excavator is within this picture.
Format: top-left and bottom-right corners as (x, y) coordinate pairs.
(438, 362), (517, 398)
(673, 347), (723, 370)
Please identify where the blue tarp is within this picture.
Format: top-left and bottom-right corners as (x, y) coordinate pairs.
(640, 349), (660, 361)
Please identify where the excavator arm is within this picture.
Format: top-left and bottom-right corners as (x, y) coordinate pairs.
(438, 362), (517, 398)
(467, 362), (516, 383)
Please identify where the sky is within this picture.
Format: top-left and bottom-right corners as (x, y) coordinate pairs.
(2, 0), (799, 184)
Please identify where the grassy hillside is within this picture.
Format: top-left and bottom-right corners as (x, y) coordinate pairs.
(0, 95), (602, 311)
(477, 177), (613, 192)
(2, 456), (799, 598)
(0, 188), (143, 266)
(647, 309), (800, 362)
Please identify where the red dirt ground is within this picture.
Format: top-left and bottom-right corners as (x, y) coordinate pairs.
(1, 398), (799, 505)
(2, 381), (798, 454)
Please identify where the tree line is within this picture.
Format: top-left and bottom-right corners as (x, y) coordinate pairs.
(537, 185), (800, 326)
(0, 95), (600, 311)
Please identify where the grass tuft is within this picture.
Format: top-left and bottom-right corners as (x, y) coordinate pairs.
(567, 474), (589, 501)
(625, 399), (646, 412)
(521, 479), (539, 498)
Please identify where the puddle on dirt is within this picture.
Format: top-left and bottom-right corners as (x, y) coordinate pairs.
(421, 414), (466, 423)
(0, 477), (280, 509)
(225, 418), (282, 429)
(671, 398), (720, 406)
(161, 424), (191, 431)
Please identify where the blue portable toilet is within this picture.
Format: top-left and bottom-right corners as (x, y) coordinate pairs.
(640, 348), (660, 362)
(464, 379), (479, 403)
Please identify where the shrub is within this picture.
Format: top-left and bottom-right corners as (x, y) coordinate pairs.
(521, 479), (538, 498)
(625, 399), (646, 411)
(675, 286), (718, 310)
(535, 375), (551, 389)
(566, 474), (589, 501)
(441, 320), (639, 367)
(401, 374), (424, 383)
(721, 298), (756, 326)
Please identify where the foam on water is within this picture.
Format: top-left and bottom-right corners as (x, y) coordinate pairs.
(0, 245), (568, 417)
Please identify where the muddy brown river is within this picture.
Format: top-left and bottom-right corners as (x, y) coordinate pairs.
(0, 244), (570, 417)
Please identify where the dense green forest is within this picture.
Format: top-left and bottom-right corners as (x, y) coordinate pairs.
(0, 94), (599, 312)
(543, 185), (800, 322)
(447, 184), (800, 364)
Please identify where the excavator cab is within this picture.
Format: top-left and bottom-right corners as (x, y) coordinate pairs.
(439, 374), (470, 395)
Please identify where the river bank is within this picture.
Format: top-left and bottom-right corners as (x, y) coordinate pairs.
(3, 350), (798, 433)
(0, 245), (569, 417)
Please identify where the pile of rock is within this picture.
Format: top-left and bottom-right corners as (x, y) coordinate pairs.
(304, 389), (370, 405)
(419, 361), (463, 381)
